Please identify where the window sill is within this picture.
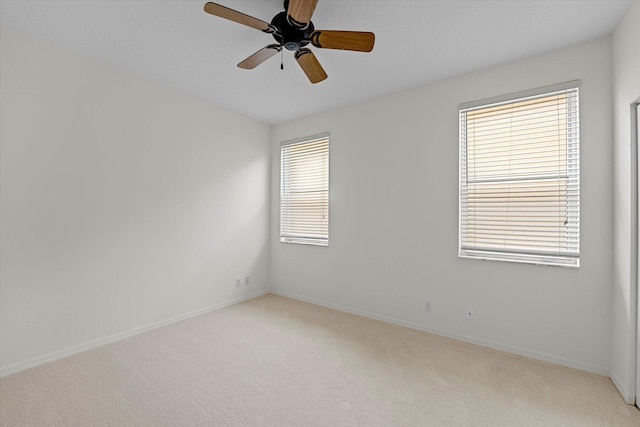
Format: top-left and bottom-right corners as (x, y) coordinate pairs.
(459, 250), (579, 268)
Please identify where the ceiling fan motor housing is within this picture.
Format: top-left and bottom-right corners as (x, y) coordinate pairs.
(271, 11), (314, 51)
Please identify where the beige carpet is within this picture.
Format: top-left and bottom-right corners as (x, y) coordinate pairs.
(1, 294), (638, 426)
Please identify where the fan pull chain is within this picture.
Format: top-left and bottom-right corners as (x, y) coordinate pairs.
(281, 48), (284, 70)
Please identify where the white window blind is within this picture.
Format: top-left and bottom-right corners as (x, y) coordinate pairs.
(280, 134), (329, 246)
(459, 83), (580, 267)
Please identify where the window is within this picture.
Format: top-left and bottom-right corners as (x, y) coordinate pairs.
(280, 134), (329, 246)
(459, 82), (580, 267)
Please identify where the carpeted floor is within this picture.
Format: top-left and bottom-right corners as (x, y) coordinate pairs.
(1, 294), (639, 426)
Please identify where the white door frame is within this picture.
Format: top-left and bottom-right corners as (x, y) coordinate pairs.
(633, 98), (639, 408)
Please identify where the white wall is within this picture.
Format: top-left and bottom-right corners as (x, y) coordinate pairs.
(611, 0), (640, 404)
(0, 28), (271, 375)
(270, 37), (614, 374)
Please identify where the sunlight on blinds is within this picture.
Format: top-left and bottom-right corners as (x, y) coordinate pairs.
(280, 135), (329, 246)
(460, 87), (579, 266)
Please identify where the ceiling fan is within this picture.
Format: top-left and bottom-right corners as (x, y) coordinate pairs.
(203, 0), (375, 84)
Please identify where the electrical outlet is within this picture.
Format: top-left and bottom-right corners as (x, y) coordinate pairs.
(466, 307), (475, 319)
(235, 278), (241, 288)
(424, 301), (432, 312)
(244, 276), (250, 286)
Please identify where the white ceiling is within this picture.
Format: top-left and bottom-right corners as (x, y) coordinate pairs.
(0, 0), (632, 124)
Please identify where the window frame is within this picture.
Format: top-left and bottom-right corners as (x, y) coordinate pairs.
(458, 81), (581, 267)
(280, 133), (330, 247)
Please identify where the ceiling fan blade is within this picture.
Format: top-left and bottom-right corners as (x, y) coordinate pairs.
(204, 2), (275, 33)
(310, 30), (375, 52)
(295, 48), (327, 84)
(238, 45), (282, 69)
(287, 0), (319, 29)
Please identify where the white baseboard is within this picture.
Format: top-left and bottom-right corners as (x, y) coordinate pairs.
(2, 288), (613, 380)
(0, 290), (269, 377)
(270, 289), (610, 377)
(611, 368), (634, 404)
